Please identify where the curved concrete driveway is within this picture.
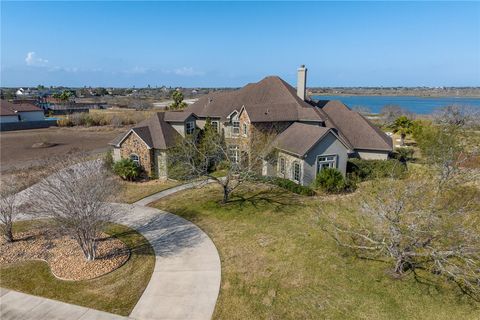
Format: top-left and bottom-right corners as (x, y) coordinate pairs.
(1, 179), (221, 320)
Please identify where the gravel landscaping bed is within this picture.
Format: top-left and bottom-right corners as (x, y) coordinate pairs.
(0, 226), (130, 281)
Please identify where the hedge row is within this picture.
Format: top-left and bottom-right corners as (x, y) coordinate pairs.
(347, 158), (406, 181)
(252, 175), (316, 196)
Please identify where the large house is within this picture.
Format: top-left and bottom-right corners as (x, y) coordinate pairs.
(110, 66), (392, 186)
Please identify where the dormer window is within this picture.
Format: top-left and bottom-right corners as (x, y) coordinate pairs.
(186, 121), (195, 134)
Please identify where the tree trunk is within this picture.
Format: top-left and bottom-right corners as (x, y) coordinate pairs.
(222, 185), (230, 204)
(3, 227), (13, 243)
(400, 133), (406, 146)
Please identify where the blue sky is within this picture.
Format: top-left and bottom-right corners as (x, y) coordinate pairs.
(1, 1), (479, 87)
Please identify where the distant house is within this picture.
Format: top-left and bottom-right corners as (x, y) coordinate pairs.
(0, 100), (45, 123)
(110, 65), (393, 186)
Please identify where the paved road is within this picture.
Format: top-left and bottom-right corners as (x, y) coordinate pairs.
(1, 179), (221, 320)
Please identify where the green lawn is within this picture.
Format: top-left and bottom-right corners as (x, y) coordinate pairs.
(118, 179), (180, 203)
(0, 220), (155, 316)
(151, 183), (479, 320)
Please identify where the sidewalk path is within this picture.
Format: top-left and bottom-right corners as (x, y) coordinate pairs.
(1, 178), (221, 320)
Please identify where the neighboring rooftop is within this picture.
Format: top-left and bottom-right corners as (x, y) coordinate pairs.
(1, 100), (43, 114)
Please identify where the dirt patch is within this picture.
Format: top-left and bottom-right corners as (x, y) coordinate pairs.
(0, 227), (130, 281)
(0, 126), (126, 172)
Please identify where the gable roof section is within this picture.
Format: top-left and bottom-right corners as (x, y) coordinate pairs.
(319, 100), (393, 152)
(272, 123), (346, 158)
(185, 76), (325, 123)
(110, 112), (180, 149)
(164, 111), (197, 122)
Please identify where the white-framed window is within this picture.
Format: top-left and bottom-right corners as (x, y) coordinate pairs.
(316, 155), (337, 173)
(232, 121), (240, 135)
(243, 123), (248, 136)
(186, 121), (195, 134)
(229, 145), (239, 164)
(130, 153), (140, 166)
(293, 162), (301, 183)
(211, 121), (219, 132)
(279, 157), (286, 174)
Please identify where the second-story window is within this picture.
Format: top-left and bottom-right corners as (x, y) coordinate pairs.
(243, 123), (248, 136)
(232, 121), (240, 135)
(186, 121), (195, 134)
(211, 121), (219, 132)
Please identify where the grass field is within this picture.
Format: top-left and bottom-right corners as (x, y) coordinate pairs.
(0, 220), (155, 316)
(151, 183), (479, 320)
(118, 179), (180, 203)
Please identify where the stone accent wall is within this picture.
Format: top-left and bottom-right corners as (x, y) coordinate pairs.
(154, 149), (168, 180)
(119, 132), (154, 175)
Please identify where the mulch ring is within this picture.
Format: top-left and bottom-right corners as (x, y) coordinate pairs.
(0, 226), (130, 281)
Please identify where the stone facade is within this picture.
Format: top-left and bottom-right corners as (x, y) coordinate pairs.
(119, 131), (154, 175)
(153, 149), (168, 180)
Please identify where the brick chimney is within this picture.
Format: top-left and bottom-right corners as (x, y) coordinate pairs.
(297, 65), (307, 101)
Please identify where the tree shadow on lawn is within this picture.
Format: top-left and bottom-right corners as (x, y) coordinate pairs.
(228, 187), (305, 211)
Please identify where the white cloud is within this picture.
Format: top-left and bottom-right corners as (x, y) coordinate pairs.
(25, 52), (49, 66)
(174, 67), (204, 76)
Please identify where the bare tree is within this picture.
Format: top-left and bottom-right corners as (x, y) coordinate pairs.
(433, 105), (480, 129)
(29, 159), (119, 261)
(380, 105), (411, 125)
(323, 177), (480, 299)
(0, 180), (27, 242)
(168, 122), (275, 203)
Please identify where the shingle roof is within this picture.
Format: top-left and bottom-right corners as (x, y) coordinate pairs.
(164, 111), (197, 122)
(185, 76), (324, 123)
(319, 100), (393, 152)
(272, 123), (336, 157)
(110, 112), (180, 149)
(0, 101), (17, 116)
(0, 100), (43, 114)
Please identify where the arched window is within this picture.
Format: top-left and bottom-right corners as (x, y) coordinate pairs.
(130, 153), (140, 166)
(279, 157), (286, 175)
(292, 162), (301, 183)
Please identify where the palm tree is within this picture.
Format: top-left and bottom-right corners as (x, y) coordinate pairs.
(391, 116), (414, 146)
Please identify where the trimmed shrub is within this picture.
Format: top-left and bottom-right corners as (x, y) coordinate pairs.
(347, 158), (406, 181)
(113, 158), (141, 181)
(252, 176), (315, 196)
(314, 168), (346, 193)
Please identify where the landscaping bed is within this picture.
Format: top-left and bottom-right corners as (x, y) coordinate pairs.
(0, 220), (155, 316)
(0, 223), (129, 281)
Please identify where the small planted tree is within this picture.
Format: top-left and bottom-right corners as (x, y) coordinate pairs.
(0, 181), (27, 242)
(168, 120), (274, 203)
(391, 116), (414, 146)
(169, 90), (187, 110)
(29, 160), (119, 261)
